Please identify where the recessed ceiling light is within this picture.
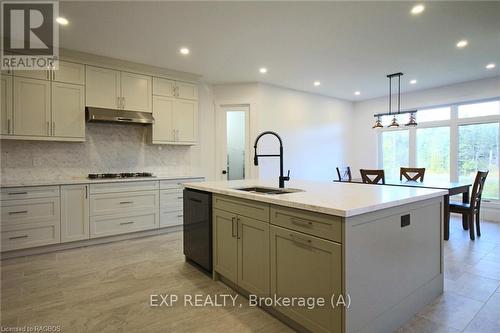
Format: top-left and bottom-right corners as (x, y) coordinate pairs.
(410, 79), (417, 84)
(179, 47), (190, 55)
(56, 17), (69, 25)
(486, 63), (496, 69)
(313, 81), (321, 86)
(259, 67), (268, 74)
(354, 91), (361, 96)
(456, 40), (468, 48)
(410, 4), (425, 15)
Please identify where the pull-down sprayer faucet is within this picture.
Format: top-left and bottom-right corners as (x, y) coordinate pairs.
(253, 131), (290, 188)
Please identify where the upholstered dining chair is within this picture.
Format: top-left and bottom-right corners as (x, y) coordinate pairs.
(336, 166), (352, 181)
(360, 169), (385, 184)
(400, 167), (426, 182)
(450, 170), (489, 240)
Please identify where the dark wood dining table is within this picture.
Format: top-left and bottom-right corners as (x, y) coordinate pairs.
(334, 178), (472, 240)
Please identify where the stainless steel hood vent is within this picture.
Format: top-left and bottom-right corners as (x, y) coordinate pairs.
(86, 107), (154, 125)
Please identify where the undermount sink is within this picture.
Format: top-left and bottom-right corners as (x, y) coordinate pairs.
(235, 186), (303, 195)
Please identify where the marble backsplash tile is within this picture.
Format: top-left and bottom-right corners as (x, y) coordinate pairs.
(1, 123), (201, 183)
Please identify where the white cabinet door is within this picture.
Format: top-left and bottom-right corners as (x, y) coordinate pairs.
(152, 95), (175, 143)
(176, 82), (198, 100)
(61, 185), (89, 242)
(12, 69), (49, 80)
(85, 66), (120, 109)
(174, 99), (197, 143)
(53, 61), (85, 85)
(1, 75), (13, 135)
(52, 82), (85, 138)
(121, 72), (152, 112)
(153, 77), (175, 97)
(13, 77), (51, 136)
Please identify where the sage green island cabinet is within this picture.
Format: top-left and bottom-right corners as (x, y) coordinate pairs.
(185, 180), (446, 333)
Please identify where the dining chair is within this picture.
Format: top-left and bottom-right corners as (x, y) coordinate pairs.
(336, 166), (352, 181)
(400, 167), (426, 182)
(449, 170), (489, 240)
(360, 169), (385, 184)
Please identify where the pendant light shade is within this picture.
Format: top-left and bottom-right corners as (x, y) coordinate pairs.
(388, 116), (399, 128)
(372, 116), (383, 129)
(405, 112), (418, 127)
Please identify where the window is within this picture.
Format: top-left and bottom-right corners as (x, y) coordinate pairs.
(458, 123), (499, 199)
(416, 107), (450, 122)
(379, 98), (500, 200)
(382, 130), (409, 178)
(458, 101), (500, 118)
(416, 127), (450, 181)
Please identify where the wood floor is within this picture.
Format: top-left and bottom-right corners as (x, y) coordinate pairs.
(1, 216), (499, 333)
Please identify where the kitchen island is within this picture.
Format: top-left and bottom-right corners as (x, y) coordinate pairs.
(184, 179), (447, 333)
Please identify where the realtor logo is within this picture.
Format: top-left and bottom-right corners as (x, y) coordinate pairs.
(1, 0), (59, 70)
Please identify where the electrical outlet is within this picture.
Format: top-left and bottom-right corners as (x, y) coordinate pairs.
(32, 157), (42, 167)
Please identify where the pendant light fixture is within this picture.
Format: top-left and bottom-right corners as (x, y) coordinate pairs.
(372, 72), (418, 129)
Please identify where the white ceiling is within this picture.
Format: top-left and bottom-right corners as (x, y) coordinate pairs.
(59, 1), (500, 101)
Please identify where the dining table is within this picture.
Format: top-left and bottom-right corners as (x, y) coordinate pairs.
(334, 178), (472, 240)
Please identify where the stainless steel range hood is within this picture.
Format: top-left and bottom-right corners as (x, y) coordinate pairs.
(86, 107), (154, 125)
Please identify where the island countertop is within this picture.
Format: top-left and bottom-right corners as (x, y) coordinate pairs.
(184, 179), (447, 217)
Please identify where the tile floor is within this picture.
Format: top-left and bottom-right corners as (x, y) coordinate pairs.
(1, 216), (499, 333)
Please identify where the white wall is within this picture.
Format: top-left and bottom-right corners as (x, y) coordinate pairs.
(213, 83), (353, 184)
(351, 76), (500, 177)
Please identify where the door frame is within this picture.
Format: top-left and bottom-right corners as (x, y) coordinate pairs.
(215, 104), (252, 180)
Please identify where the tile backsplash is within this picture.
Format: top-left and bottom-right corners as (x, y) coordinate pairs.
(1, 123), (201, 183)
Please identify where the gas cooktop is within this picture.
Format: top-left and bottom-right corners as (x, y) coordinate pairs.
(87, 172), (154, 179)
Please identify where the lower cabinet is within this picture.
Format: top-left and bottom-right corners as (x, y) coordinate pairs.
(213, 208), (270, 296)
(61, 184), (89, 242)
(270, 225), (342, 333)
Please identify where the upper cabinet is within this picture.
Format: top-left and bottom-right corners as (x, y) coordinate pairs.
(12, 69), (50, 80)
(1, 75), (13, 135)
(153, 77), (197, 100)
(13, 77), (51, 136)
(176, 82), (198, 100)
(52, 82), (85, 138)
(86, 66), (152, 112)
(53, 61), (85, 85)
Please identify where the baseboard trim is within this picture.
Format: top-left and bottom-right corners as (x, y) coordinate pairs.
(1, 225), (182, 259)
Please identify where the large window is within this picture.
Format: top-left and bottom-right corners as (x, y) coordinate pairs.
(381, 130), (409, 178)
(380, 99), (500, 200)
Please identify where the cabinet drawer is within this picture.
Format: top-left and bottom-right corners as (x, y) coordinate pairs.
(160, 189), (183, 210)
(1, 197), (60, 227)
(213, 194), (269, 222)
(90, 210), (158, 238)
(159, 178), (203, 190)
(90, 191), (158, 216)
(271, 205), (342, 243)
(89, 181), (159, 194)
(1, 186), (60, 200)
(2, 223), (60, 251)
(160, 210), (183, 228)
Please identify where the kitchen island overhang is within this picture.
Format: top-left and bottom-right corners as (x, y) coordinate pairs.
(184, 179), (446, 333)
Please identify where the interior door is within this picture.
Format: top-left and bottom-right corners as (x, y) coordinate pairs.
(13, 77), (51, 136)
(121, 72), (152, 112)
(85, 66), (120, 109)
(52, 82), (85, 138)
(216, 105), (250, 180)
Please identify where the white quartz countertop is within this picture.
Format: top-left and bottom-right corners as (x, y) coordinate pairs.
(0, 175), (204, 188)
(184, 179), (447, 217)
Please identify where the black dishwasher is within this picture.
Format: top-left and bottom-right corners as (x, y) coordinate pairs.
(183, 189), (212, 273)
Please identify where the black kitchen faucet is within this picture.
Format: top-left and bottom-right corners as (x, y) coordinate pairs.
(253, 131), (290, 188)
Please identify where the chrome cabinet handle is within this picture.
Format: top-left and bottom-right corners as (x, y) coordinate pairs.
(7, 119), (11, 134)
(290, 218), (313, 227)
(236, 217), (241, 239)
(8, 192), (27, 195)
(47, 121), (50, 135)
(9, 235), (28, 240)
(8, 210), (28, 215)
(85, 186), (88, 199)
(52, 121), (55, 136)
(120, 221), (134, 225)
(177, 196), (183, 199)
(290, 234), (312, 245)
(231, 217), (236, 237)
(119, 201), (133, 205)
(177, 214), (183, 218)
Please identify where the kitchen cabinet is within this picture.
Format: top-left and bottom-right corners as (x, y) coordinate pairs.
(61, 185), (89, 242)
(1, 75), (13, 135)
(12, 69), (50, 80)
(151, 96), (198, 144)
(176, 82), (198, 100)
(13, 77), (51, 136)
(153, 77), (175, 97)
(213, 208), (238, 283)
(86, 66), (152, 112)
(85, 66), (121, 110)
(270, 225), (342, 333)
(53, 61), (85, 85)
(52, 82), (85, 138)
